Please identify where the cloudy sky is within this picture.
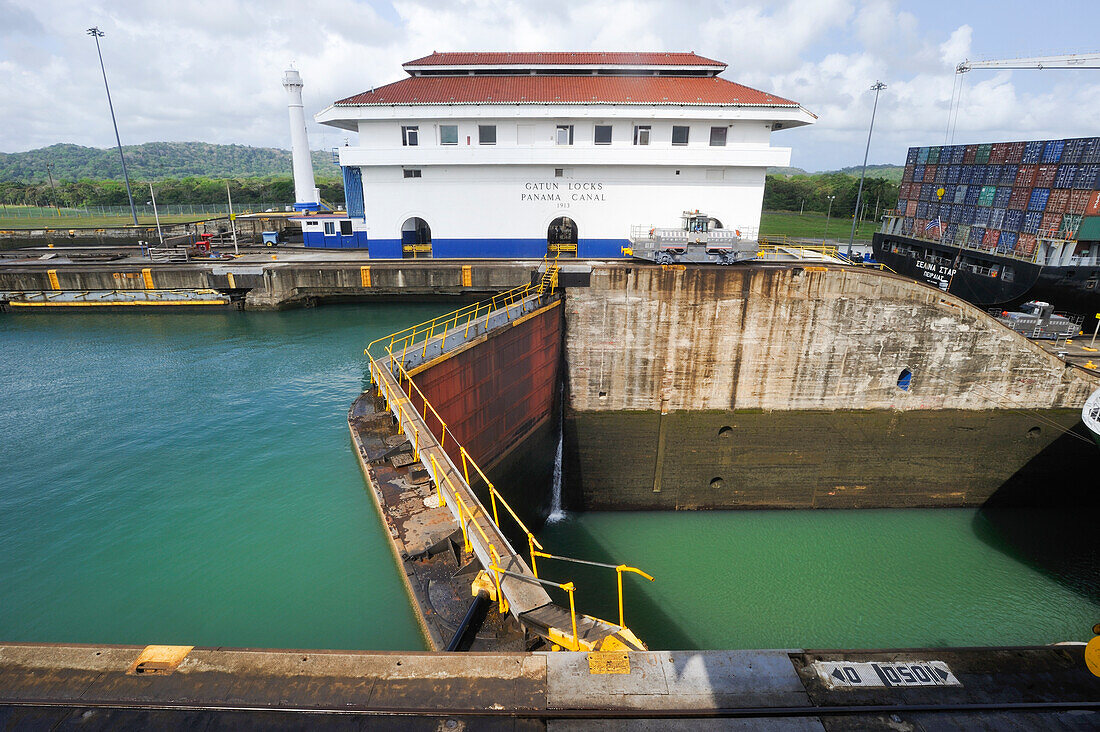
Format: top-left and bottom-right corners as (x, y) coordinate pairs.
(1, 0), (1098, 171)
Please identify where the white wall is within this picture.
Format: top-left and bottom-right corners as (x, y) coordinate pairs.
(360, 164), (766, 241)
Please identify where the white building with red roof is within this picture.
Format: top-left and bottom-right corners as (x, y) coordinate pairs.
(311, 52), (814, 257)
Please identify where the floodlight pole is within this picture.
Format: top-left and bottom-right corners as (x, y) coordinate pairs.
(848, 80), (887, 257)
(88, 26), (138, 227)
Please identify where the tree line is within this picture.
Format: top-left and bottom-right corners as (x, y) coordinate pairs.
(0, 176), (345, 208)
(763, 173), (899, 220)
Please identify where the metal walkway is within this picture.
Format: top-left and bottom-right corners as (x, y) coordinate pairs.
(365, 264), (648, 652)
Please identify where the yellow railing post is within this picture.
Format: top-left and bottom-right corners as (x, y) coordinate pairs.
(455, 494), (471, 555)
(460, 447), (471, 486)
(563, 582), (579, 651)
(489, 487), (500, 528)
(489, 549), (508, 614)
(429, 455), (446, 507)
(529, 534), (538, 578)
(616, 566), (625, 629)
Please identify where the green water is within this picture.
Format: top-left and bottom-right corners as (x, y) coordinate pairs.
(2, 307), (1097, 651)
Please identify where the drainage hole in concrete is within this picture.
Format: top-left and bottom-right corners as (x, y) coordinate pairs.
(718, 426), (733, 438)
(710, 477), (725, 489)
(1027, 426), (1041, 438)
(897, 368), (913, 391)
(598, 391), (607, 399)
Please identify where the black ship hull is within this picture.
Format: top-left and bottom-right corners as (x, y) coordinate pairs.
(872, 232), (1039, 306)
(873, 232), (1100, 312)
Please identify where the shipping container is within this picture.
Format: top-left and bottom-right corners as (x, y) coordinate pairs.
(921, 183), (935, 201)
(1008, 187), (1031, 210)
(927, 146), (941, 164)
(943, 203), (957, 222)
(1000, 230), (1018, 250)
(990, 207), (1006, 230)
(1027, 188), (1050, 211)
(942, 184), (956, 202)
(1041, 139), (1064, 164)
(978, 185), (997, 206)
(925, 164), (937, 182)
(1016, 233), (1037, 256)
(1005, 141), (1025, 164)
(1053, 164), (1076, 189)
(1086, 191), (1100, 216)
(1035, 164), (1057, 187)
(946, 165), (961, 184)
(975, 143), (992, 164)
(906, 200), (918, 217)
(993, 186), (1012, 208)
(945, 223), (958, 241)
(916, 201), (929, 219)
(989, 142), (1008, 164)
(1047, 189), (1071, 214)
(1075, 164), (1100, 189)
(1023, 210), (1043, 234)
(974, 207), (992, 227)
(914, 218), (928, 234)
(1022, 141), (1043, 165)
(1004, 209), (1025, 232)
(964, 144), (978, 164)
(965, 186), (981, 205)
(934, 165), (948, 184)
(906, 147), (920, 166)
(902, 217), (914, 234)
(956, 224), (970, 245)
(952, 145), (967, 164)
(998, 164), (1017, 186)
(902, 166), (913, 184)
(982, 164), (1001, 185)
(917, 147), (930, 164)
(896, 199), (907, 215)
(1040, 211), (1062, 236)
(1084, 139), (1100, 164)
(1015, 165), (1037, 187)
(981, 228), (999, 249)
(1071, 190), (1092, 213)
(961, 205), (977, 225)
(1063, 138), (1087, 164)
(913, 164), (925, 182)
(954, 185), (968, 204)
(968, 226), (985, 247)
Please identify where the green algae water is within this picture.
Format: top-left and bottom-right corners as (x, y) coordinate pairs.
(2, 307), (1097, 651)
(0, 305), (453, 651)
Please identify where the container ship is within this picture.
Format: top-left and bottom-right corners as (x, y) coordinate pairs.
(872, 138), (1100, 313)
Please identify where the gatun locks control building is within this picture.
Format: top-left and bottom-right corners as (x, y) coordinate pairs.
(311, 51), (815, 257)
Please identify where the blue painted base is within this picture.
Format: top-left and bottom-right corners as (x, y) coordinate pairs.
(293, 202), (324, 212)
(368, 238), (628, 259)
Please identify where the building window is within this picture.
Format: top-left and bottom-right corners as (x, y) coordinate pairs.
(672, 125), (690, 146)
(479, 125), (496, 145)
(402, 125), (419, 146)
(403, 169), (422, 178)
(556, 125), (574, 145)
(340, 220), (353, 236)
(633, 125), (651, 146)
(324, 221), (336, 235)
(710, 126), (727, 146)
(440, 125), (458, 145)
(555, 168), (564, 178)
(594, 125), (612, 145)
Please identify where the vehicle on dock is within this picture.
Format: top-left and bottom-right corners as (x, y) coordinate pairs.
(992, 300), (1081, 340)
(624, 210), (757, 265)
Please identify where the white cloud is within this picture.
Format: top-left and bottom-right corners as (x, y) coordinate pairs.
(1, 0), (1099, 172)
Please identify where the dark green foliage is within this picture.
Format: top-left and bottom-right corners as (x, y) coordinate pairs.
(0, 142), (341, 183)
(763, 173), (898, 219)
(0, 176), (345, 207)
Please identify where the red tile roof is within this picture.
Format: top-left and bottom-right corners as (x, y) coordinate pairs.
(403, 51), (726, 68)
(335, 76), (799, 107)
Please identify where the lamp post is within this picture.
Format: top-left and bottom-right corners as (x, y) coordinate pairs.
(824, 195), (836, 242)
(87, 27), (138, 227)
(45, 162), (59, 216)
(848, 80), (887, 257)
(147, 183), (163, 245)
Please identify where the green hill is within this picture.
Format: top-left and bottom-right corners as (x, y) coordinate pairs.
(768, 164), (904, 183)
(0, 142), (341, 183)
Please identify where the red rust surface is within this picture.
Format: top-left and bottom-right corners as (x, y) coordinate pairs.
(413, 303), (561, 469)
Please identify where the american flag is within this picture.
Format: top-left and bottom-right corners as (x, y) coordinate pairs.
(924, 217), (942, 235)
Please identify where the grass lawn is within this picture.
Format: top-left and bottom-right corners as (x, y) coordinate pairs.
(760, 211), (880, 242)
(0, 206), (226, 230)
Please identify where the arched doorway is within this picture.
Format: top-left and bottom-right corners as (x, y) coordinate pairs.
(401, 217), (432, 258)
(547, 216), (578, 257)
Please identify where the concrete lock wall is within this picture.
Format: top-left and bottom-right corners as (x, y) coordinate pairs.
(561, 264), (1100, 510)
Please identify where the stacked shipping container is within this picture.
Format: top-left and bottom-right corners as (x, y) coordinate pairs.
(896, 136), (1100, 258)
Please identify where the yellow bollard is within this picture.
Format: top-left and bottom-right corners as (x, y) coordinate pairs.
(360, 266), (371, 288)
(47, 269), (60, 291)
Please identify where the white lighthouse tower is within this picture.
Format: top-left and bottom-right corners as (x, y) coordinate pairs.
(282, 67), (321, 211)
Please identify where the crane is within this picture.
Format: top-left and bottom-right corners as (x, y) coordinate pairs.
(956, 52), (1100, 74)
(945, 52), (1100, 144)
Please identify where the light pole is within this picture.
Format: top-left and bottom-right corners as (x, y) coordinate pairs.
(824, 194), (836, 242)
(45, 162), (59, 216)
(848, 80), (887, 257)
(87, 26), (138, 227)
(147, 183), (164, 245)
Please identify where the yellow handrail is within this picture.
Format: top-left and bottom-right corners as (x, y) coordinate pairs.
(530, 551), (654, 631)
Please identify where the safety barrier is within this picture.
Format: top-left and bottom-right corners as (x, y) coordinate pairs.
(757, 237), (896, 272)
(364, 257), (649, 651)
